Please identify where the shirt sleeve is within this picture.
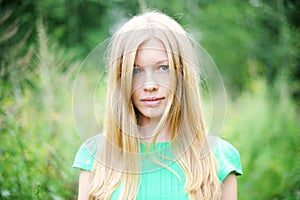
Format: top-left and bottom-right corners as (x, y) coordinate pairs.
(72, 135), (100, 171)
(213, 138), (243, 182)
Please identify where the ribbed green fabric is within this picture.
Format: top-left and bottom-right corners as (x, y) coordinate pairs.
(73, 135), (243, 199)
(111, 142), (188, 200)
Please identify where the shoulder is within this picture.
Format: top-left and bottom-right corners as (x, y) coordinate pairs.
(72, 134), (104, 171)
(208, 136), (243, 182)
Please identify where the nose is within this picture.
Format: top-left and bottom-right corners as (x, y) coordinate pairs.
(137, 69), (160, 92)
(143, 81), (158, 92)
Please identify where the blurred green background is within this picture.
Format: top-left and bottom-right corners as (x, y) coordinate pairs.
(0, 0), (299, 199)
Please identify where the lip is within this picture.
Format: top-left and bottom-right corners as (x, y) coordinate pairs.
(141, 97), (165, 106)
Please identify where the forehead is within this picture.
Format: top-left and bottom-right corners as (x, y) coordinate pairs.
(138, 38), (166, 50)
(134, 38), (168, 65)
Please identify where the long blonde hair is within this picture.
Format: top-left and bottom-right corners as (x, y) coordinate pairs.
(88, 11), (221, 199)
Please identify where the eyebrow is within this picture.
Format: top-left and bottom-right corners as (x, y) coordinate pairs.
(134, 59), (169, 67)
(156, 59), (168, 64)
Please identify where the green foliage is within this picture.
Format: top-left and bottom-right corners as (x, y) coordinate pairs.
(223, 76), (300, 200)
(33, 0), (141, 60)
(0, 16), (80, 199)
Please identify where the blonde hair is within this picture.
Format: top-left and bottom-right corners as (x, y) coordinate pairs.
(88, 11), (221, 199)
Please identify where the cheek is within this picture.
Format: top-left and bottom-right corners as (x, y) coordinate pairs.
(163, 88), (171, 98)
(157, 74), (171, 91)
(131, 90), (139, 107)
(132, 76), (144, 93)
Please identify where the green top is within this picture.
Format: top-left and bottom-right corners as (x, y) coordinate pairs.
(73, 134), (242, 199)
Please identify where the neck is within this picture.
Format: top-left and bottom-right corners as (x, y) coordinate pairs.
(138, 117), (171, 142)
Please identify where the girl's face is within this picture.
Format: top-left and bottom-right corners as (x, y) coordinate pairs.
(131, 38), (171, 125)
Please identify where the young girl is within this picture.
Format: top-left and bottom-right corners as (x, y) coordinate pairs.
(73, 11), (242, 200)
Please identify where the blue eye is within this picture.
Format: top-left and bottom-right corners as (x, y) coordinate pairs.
(159, 65), (169, 71)
(133, 68), (141, 75)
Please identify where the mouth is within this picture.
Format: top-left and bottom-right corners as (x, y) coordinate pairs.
(141, 97), (165, 106)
